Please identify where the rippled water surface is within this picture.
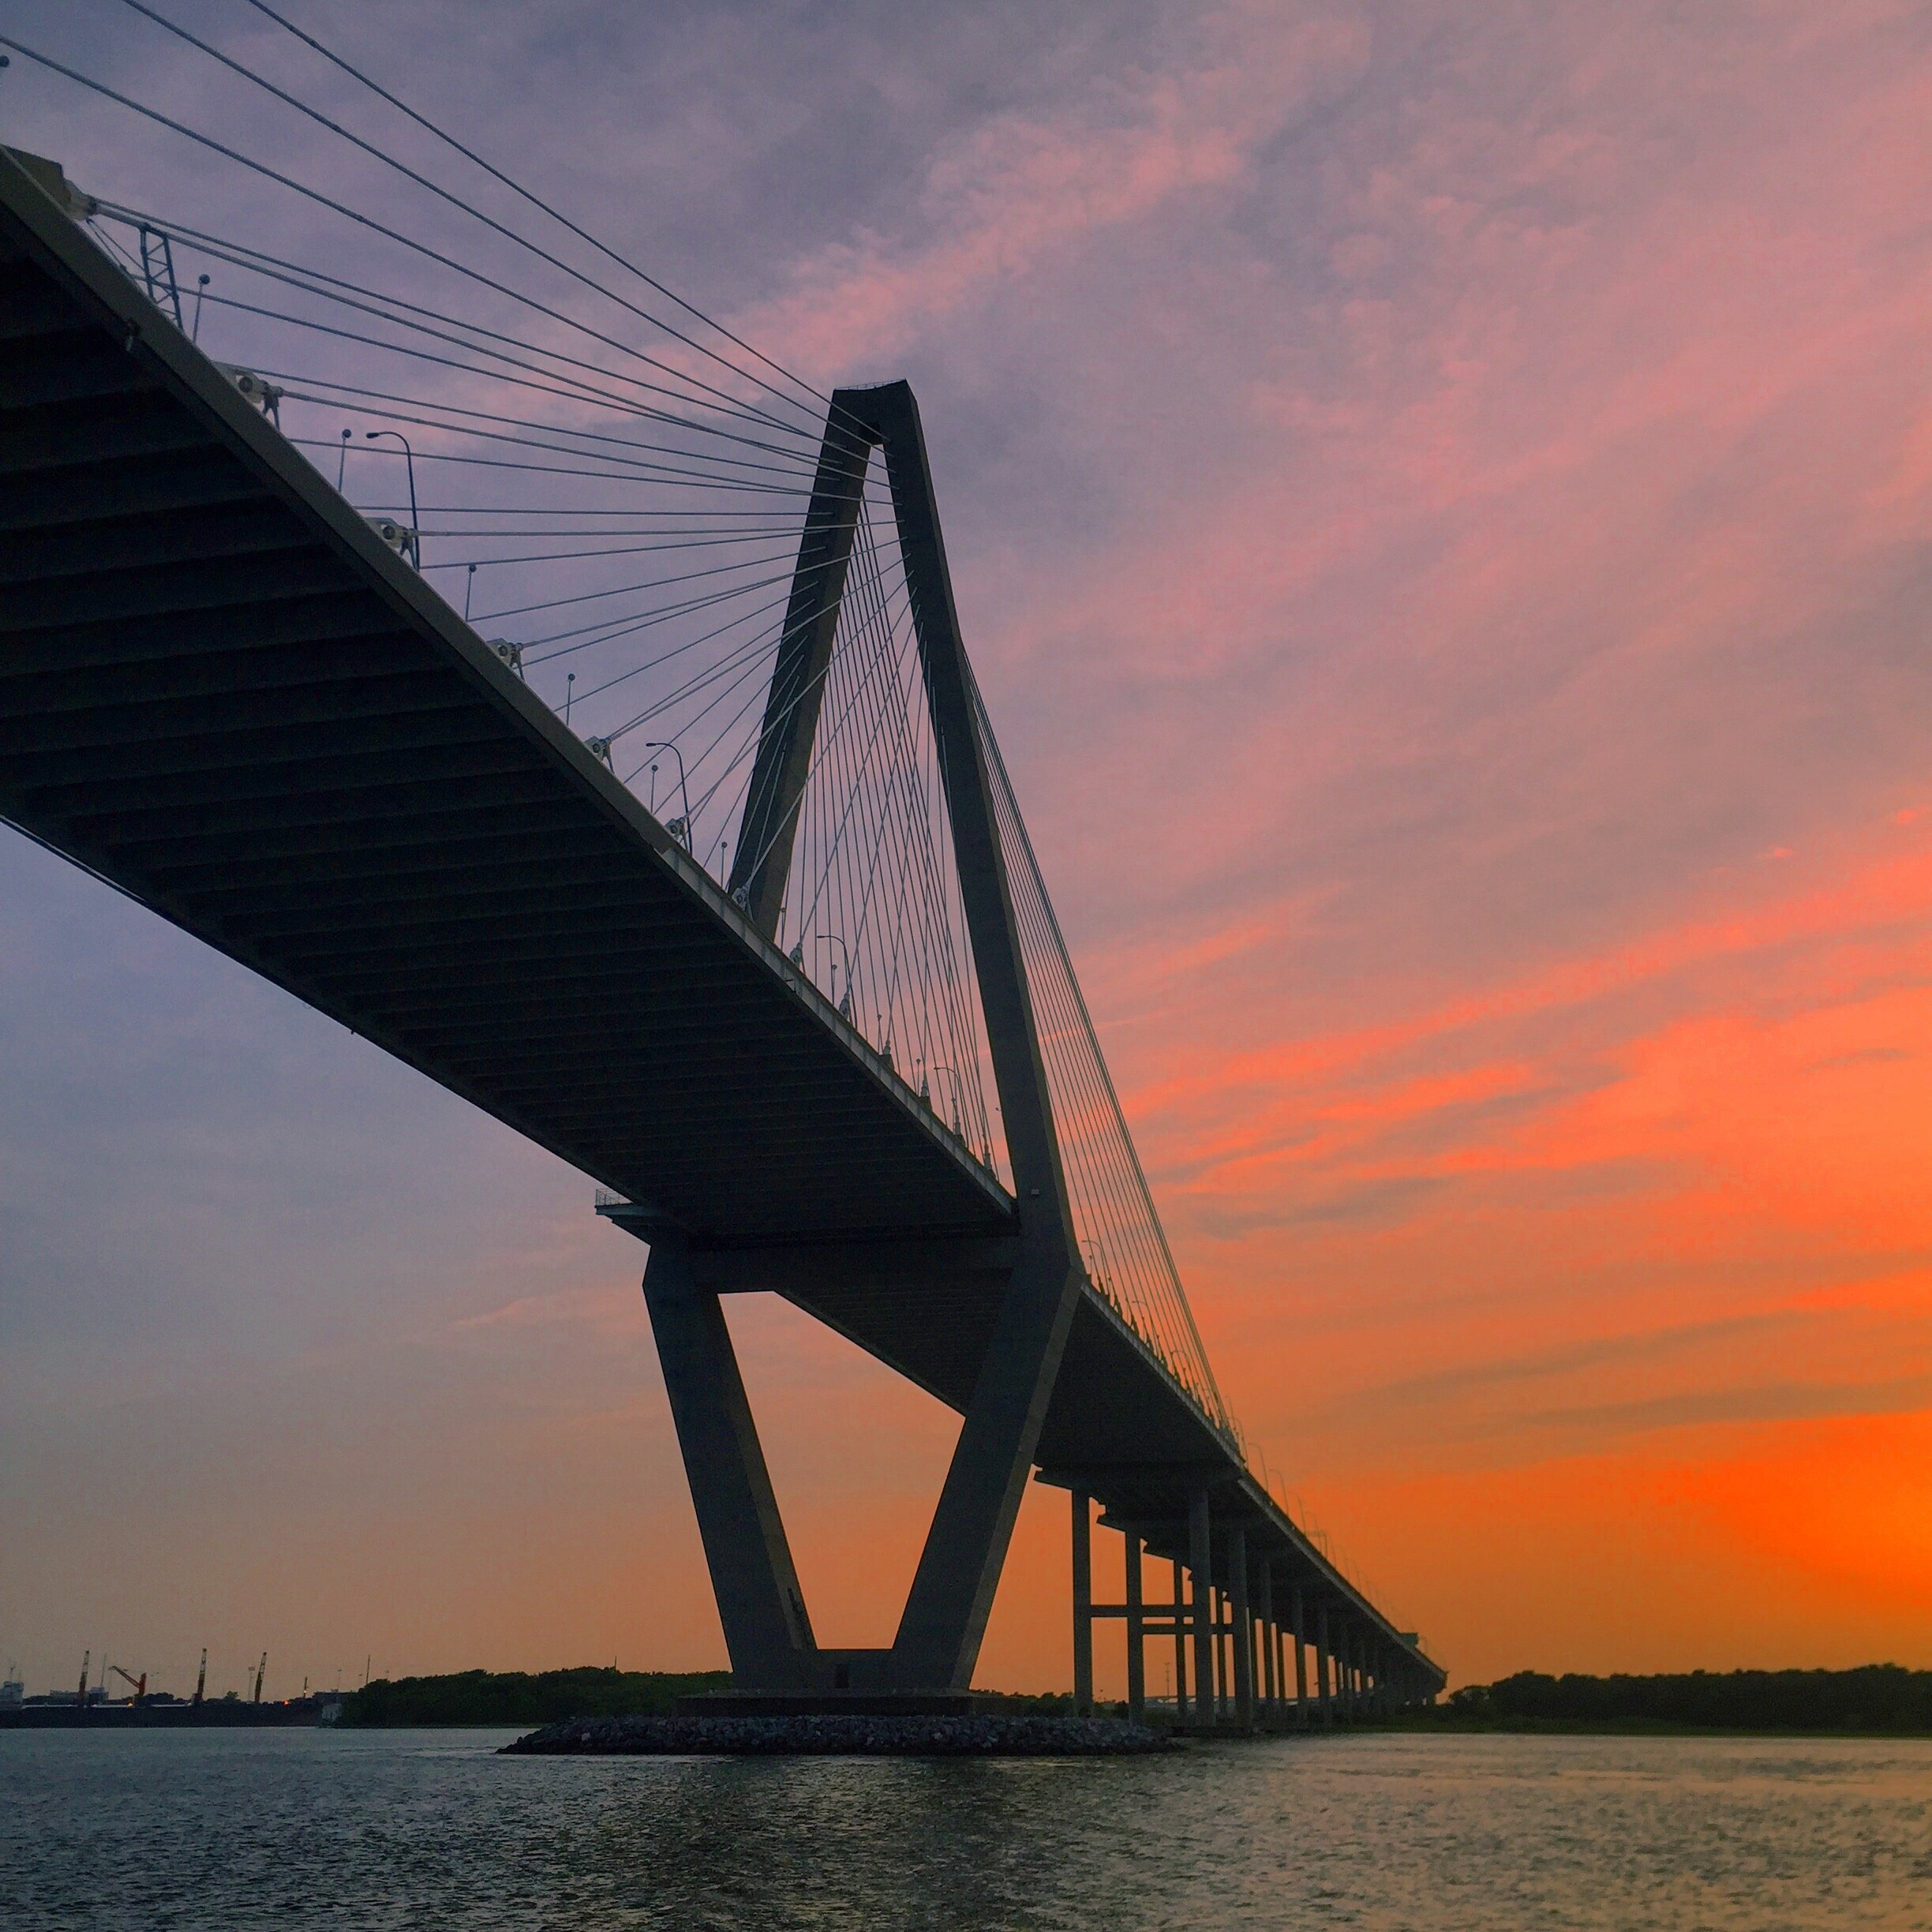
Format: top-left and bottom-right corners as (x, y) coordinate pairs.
(2, 1728), (1927, 1929)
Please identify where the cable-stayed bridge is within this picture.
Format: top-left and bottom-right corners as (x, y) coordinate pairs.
(0, 24), (1442, 1726)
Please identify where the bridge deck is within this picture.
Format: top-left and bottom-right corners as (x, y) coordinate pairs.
(0, 152), (1441, 1692)
(0, 155), (1006, 1246)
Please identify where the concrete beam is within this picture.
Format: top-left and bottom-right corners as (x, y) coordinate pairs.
(687, 1236), (1020, 1297)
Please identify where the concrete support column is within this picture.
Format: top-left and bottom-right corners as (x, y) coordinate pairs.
(1171, 1558), (1189, 1720)
(891, 1246), (1080, 1690)
(642, 1236), (814, 1690)
(1207, 1588), (1219, 1718)
(1229, 1527), (1254, 1731)
(1316, 1599), (1334, 1729)
(1070, 1488), (1093, 1717)
(1258, 1561), (1277, 1718)
(1292, 1586), (1309, 1726)
(1124, 1531), (1145, 1723)
(1189, 1489), (1214, 1726)
(1215, 1589), (1230, 1720)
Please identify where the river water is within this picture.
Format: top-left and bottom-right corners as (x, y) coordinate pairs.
(2, 1728), (1926, 1929)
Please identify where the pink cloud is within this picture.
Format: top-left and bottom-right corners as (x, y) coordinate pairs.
(732, 8), (1370, 376)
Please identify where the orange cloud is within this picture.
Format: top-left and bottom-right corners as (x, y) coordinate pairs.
(1072, 807), (1932, 1685)
(1298, 1406), (1932, 1683)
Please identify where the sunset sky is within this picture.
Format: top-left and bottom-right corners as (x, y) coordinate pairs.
(2, 0), (1930, 1701)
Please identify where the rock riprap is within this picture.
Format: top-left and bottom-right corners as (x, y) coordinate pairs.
(502, 1712), (1171, 1757)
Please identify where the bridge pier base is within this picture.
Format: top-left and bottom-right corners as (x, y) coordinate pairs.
(1124, 1531), (1146, 1723)
(642, 1219), (1080, 1702)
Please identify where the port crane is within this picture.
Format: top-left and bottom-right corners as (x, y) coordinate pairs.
(108, 1665), (148, 1705)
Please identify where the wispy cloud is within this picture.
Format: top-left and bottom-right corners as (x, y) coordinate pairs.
(734, 6), (1370, 377)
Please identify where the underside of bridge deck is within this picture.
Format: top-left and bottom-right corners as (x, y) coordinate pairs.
(0, 155), (1009, 1248)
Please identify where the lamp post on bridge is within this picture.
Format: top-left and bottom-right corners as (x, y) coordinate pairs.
(927, 1062), (968, 1137)
(363, 430), (419, 568)
(812, 932), (853, 1019)
(642, 741), (692, 848)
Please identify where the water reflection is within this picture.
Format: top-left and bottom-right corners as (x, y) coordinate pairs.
(2, 1728), (1927, 1930)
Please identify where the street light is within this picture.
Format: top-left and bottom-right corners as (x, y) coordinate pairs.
(643, 741), (692, 848)
(929, 1063), (967, 1135)
(814, 933), (853, 1018)
(363, 430), (419, 567)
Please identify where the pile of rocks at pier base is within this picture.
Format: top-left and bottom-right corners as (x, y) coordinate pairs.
(503, 1712), (1171, 1758)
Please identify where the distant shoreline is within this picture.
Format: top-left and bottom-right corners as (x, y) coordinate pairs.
(16, 1664), (1921, 1741)
(1416, 1665), (1932, 1736)
(7, 1713), (1928, 1741)
(1383, 1714), (1932, 1739)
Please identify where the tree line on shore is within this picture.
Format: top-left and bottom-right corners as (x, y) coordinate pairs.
(338, 1668), (729, 1726)
(332, 1662), (1932, 1730)
(337, 1669), (1080, 1726)
(1441, 1666), (1931, 1732)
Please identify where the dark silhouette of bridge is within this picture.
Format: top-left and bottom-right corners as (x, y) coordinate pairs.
(0, 137), (1443, 1725)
